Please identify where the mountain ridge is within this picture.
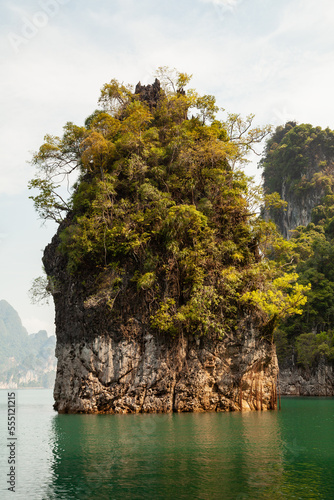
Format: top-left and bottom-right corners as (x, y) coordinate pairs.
(0, 299), (56, 389)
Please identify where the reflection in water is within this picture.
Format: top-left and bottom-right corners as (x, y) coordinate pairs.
(231, 412), (284, 498)
(277, 398), (334, 499)
(47, 410), (287, 499)
(46, 399), (334, 499)
(2, 391), (333, 498)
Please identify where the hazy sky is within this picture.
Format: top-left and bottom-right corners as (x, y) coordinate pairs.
(1, 0), (334, 335)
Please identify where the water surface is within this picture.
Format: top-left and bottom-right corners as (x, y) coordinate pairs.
(1, 390), (334, 499)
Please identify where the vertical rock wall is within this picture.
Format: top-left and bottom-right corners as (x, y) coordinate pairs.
(45, 233), (279, 414)
(53, 329), (279, 414)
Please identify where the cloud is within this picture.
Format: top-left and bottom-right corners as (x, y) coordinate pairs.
(199, 0), (242, 21)
(200, 0), (240, 7)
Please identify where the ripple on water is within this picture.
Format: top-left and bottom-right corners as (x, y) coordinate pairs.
(0, 392), (333, 499)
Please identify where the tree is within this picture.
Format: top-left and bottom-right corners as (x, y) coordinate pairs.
(28, 123), (86, 222)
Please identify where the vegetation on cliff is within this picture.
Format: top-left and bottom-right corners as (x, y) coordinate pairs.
(261, 122), (334, 367)
(29, 69), (309, 341)
(261, 122), (334, 199)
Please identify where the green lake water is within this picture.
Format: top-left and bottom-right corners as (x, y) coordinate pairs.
(1, 390), (334, 499)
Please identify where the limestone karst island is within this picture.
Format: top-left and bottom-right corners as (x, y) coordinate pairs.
(29, 69), (334, 414)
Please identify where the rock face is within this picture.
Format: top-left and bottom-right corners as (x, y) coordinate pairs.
(278, 182), (325, 239)
(279, 359), (334, 396)
(53, 330), (278, 414)
(135, 78), (161, 110)
(264, 160), (330, 240)
(44, 232), (278, 414)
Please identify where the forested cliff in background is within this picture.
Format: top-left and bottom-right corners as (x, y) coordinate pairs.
(261, 122), (334, 391)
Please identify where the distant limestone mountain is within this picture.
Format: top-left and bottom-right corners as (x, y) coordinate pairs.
(0, 300), (56, 389)
(261, 122), (334, 239)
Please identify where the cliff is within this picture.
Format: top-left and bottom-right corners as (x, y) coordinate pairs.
(276, 182), (325, 240)
(261, 122), (334, 239)
(261, 122), (334, 395)
(44, 231), (278, 414)
(0, 300), (56, 389)
(279, 360), (334, 396)
(31, 73), (287, 414)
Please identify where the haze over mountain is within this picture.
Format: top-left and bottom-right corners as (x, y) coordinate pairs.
(0, 300), (56, 388)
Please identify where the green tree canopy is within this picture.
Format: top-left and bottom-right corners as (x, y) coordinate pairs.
(261, 122), (334, 197)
